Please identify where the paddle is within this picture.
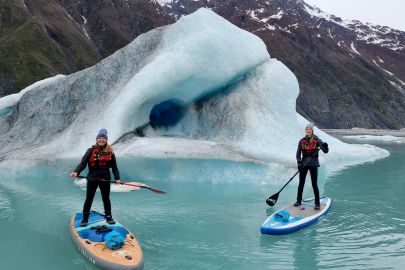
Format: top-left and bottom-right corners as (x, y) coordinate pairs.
(74, 175), (166, 194)
(266, 147), (323, 207)
(265, 171), (300, 206)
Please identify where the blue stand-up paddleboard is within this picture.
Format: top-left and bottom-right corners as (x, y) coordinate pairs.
(261, 197), (332, 235)
(69, 211), (143, 270)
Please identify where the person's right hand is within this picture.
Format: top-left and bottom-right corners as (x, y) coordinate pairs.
(297, 162), (303, 171)
(70, 172), (78, 177)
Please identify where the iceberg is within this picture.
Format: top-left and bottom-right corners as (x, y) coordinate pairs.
(343, 135), (405, 144)
(0, 8), (389, 182)
(0, 75), (65, 116)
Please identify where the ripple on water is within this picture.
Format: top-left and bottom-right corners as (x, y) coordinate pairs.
(0, 193), (14, 220)
(312, 199), (405, 270)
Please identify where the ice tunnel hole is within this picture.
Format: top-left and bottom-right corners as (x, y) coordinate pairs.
(149, 100), (185, 128)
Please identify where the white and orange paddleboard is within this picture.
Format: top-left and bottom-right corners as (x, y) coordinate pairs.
(69, 211), (143, 270)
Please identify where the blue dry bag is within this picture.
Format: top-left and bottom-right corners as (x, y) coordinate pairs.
(274, 210), (290, 223)
(104, 231), (125, 250)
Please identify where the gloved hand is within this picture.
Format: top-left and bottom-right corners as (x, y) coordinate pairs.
(115, 179), (121, 184)
(70, 172), (78, 177)
(321, 142), (329, 153)
(297, 162), (303, 171)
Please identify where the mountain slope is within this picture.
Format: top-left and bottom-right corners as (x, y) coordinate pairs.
(0, 0), (173, 97)
(56, 0), (173, 57)
(161, 0), (405, 129)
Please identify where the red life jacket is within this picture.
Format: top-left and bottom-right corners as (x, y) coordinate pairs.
(301, 137), (318, 156)
(89, 147), (113, 169)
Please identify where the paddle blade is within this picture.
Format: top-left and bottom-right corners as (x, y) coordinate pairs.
(121, 183), (166, 194)
(266, 193), (279, 207)
(146, 187), (166, 194)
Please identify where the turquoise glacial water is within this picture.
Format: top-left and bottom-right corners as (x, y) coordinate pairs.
(0, 142), (404, 270)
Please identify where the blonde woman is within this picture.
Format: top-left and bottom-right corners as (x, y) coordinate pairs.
(294, 123), (329, 210)
(70, 129), (121, 226)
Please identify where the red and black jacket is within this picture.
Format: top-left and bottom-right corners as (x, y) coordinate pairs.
(296, 135), (325, 167)
(74, 146), (120, 180)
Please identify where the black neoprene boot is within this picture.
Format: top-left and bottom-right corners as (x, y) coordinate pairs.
(80, 215), (89, 227)
(105, 215), (116, 225)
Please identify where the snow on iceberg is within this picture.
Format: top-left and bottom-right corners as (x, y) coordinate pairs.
(105, 8), (269, 140)
(0, 8), (389, 182)
(0, 75), (65, 116)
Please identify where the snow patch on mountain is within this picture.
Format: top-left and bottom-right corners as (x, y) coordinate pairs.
(303, 2), (404, 51)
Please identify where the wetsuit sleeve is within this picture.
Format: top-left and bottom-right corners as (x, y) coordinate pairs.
(317, 137), (329, 153)
(74, 148), (92, 175)
(111, 153), (120, 180)
(296, 140), (302, 163)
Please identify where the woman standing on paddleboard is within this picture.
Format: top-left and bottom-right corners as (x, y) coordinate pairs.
(294, 123), (329, 210)
(70, 129), (121, 226)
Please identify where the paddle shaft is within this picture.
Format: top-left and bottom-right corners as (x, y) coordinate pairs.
(74, 176), (166, 194)
(266, 148), (321, 206)
(275, 170), (300, 195)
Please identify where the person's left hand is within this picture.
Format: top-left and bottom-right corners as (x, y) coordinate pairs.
(115, 179), (121, 184)
(321, 142), (329, 153)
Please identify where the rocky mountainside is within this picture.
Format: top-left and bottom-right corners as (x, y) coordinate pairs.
(161, 0), (405, 129)
(2, 0), (404, 128)
(0, 0), (173, 97)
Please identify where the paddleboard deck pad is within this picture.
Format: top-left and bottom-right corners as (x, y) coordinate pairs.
(69, 211), (143, 270)
(261, 197), (332, 235)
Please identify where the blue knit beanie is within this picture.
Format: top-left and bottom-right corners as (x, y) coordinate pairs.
(96, 128), (108, 140)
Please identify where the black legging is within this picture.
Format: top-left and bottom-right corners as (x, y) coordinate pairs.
(82, 180), (111, 220)
(297, 166), (320, 205)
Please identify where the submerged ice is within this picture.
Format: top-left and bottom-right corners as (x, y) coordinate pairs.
(0, 8), (389, 182)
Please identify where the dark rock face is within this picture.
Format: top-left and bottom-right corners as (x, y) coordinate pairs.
(2, 0), (404, 128)
(162, 0), (405, 129)
(0, 0), (173, 97)
(56, 0), (173, 57)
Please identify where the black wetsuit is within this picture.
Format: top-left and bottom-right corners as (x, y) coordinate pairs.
(74, 146), (120, 220)
(296, 135), (328, 206)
